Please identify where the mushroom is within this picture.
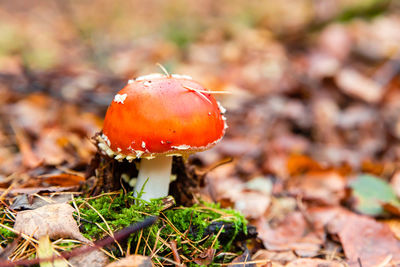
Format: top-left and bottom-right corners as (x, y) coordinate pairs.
(96, 73), (227, 201)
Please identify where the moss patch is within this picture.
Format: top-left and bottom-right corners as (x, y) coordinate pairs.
(75, 192), (248, 266)
(0, 212), (16, 246)
(0, 221), (15, 245)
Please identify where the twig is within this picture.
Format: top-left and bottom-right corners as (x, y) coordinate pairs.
(169, 240), (181, 266)
(358, 257), (363, 267)
(196, 157), (234, 176)
(0, 216), (158, 267)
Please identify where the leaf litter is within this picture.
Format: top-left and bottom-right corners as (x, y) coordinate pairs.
(1, 0), (400, 266)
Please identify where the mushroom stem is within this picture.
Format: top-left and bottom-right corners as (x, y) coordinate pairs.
(134, 155), (173, 201)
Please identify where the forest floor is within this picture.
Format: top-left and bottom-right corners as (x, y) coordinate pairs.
(1, 1), (400, 266)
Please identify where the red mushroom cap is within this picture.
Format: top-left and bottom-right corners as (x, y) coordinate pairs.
(96, 73), (227, 161)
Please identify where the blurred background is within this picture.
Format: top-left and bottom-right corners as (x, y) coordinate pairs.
(1, 0), (400, 204)
(3, 1), (400, 264)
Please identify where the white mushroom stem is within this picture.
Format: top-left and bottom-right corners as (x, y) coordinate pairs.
(134, 155), (173, 201)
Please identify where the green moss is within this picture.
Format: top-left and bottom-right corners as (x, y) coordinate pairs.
(0, 222), (15, 242)
(75, 192), (248, 266)
(0, 212), (16, 247)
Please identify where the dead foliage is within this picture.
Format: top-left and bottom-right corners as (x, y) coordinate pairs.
(1, 0), (400, 266)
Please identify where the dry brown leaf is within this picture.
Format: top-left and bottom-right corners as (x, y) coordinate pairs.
(0, 186), (78, 195)
(40, 173), (85, 187)
(307, 206), (343, 230)
(14, 203), (89, 242)
(69, 249), (109, 267)
(252, 250), (296, 265)
(326, 209), (400, 267)
(11, 193), (73, 211)
(194, 247), (216, 266)
(255, 212), (323, 257)
(13, 125), (42, 169)
(286, 155), (324, 176)
(35, 128), (72, 166)
(9, 94), (56, 135)
(105, 255), (153, 267)
(287, 171), (346, 205)
(285, 258), (345, 267)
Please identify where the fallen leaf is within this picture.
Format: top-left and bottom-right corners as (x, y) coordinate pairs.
(11, 194), (73, 211)
(9, 94), (55, 135)
(37, 236), (68, 267)
(327, 210), (400, 267)
(104, 255), (153, 267)
(34, 128), (72, 166)
(286, 155), (323, 176)
(69, 249), (109, 267)
(287, 171), (346, 205)
(14, 203), (89, 242)
(307, 206), (343, 231)
(285, 258), (345, 267)
(40, 173), (85, 187)
(0, 186), (78, 195)
(349, 174), (400, 216)
(252, 250), (296, 265)
(194, 247), (216, 266)
(255, 212), (323, 257)
(13, 124), (42, 169)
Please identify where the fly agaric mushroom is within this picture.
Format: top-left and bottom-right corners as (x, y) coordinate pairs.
(96, 73), (227, 201)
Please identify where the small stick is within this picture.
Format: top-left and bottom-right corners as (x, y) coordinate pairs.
(358, 257), (363, 267)
(0, 216), (158, 267)
(169, 240), (181, 266)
